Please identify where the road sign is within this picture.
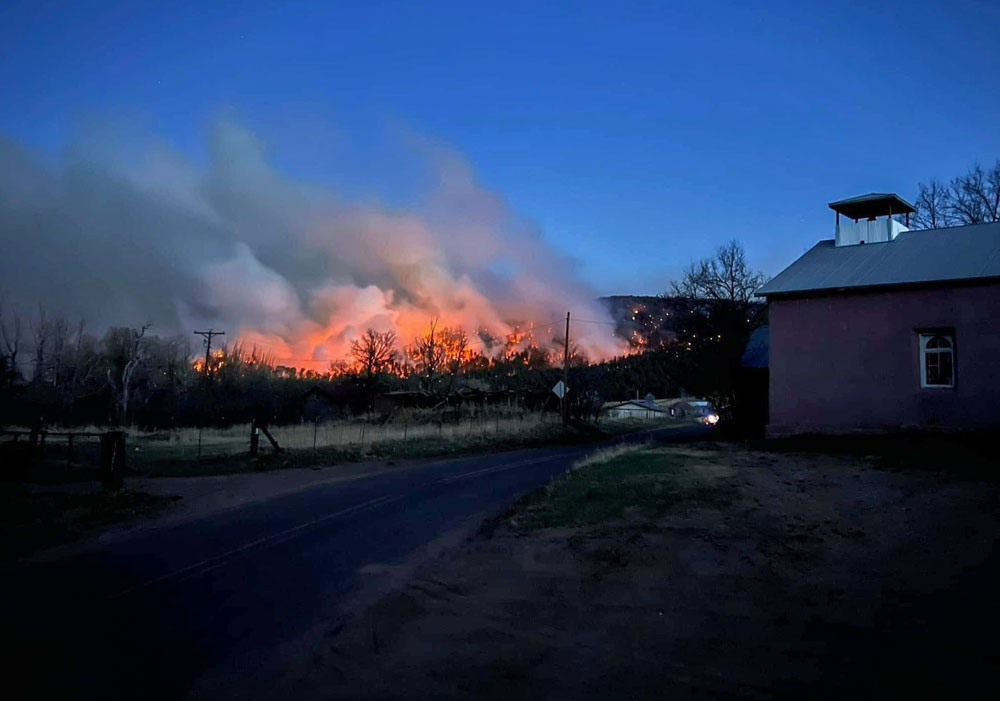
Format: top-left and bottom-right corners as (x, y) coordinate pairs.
(552, 380), (567, 399)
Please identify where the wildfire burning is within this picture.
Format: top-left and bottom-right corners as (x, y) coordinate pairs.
(187, 123), (626, 370)
(0, 118), (626, 368)
(194, 320), (588, 378)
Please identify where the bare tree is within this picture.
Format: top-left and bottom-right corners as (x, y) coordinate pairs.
(410, 319), (447, 390)
(328, 359), (352, 377)
(47, 314), (70, 388)
(61, 319), (101, 414)
(348, 329), (399, 410)
(105, 323), (151, 425)
(913, 179), (951, 229)
(349, 329), (399, 379)
(440, 328), (470, 376)
(913, 160), (1000, 229)
(0, 297), (22, 385)
(951, 161), (1000, 224)
(31, 306), (49, 384)
(671, 240), (768, 304)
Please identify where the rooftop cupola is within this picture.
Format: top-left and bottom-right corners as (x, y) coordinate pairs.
(829, 193), (915, 247)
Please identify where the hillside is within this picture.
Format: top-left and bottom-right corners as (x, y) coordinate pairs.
(599, 295), (693, 350)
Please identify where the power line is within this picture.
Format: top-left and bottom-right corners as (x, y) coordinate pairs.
(562, 311), (570, 424)
(570, 318), (618, 325)
(193, 329), (225, 374)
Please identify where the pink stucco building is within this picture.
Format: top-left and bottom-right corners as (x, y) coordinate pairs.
(756, 193), (1000, 436)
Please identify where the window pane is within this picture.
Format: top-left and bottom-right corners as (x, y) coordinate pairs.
(938, 352), (953, 385)
(926, 353), (940, 384)
(925, 350), (953, 386)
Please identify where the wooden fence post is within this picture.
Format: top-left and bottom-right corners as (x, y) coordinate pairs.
(28, 419), (41, 470)
(257, 423), (282, 453)
(100, 430), (126, 491)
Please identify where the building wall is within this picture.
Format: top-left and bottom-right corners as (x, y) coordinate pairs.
(606, 406), (667, 420)
(768, 282), (1000, 435)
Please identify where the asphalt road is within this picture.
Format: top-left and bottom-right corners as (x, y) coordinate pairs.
(1, 423), (707, 700)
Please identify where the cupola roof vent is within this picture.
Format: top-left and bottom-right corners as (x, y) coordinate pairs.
(828, 192), (915, 221)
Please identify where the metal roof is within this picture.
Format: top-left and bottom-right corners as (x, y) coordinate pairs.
(756, 222), (1000, 297)
(828, 192), (915, 219)
(603, 398), (667, 412)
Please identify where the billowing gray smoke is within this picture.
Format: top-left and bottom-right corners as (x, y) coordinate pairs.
(0, 120), (622, 366)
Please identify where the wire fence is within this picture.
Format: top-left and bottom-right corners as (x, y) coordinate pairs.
(0, 428), (105, 482)
(2, 409), (664, 482)
(124, 411), (563, 468)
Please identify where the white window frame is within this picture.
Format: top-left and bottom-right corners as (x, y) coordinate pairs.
(919, 332), (955, 389)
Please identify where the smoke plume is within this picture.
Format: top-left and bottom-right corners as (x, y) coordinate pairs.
(0, 119), (623, 367)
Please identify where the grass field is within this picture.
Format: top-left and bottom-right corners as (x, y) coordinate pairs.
(507, 442), (738, 530)
(0, 485), (180, 560)
(5, 413), (674, 478)
(133, 415), (667, 477)
(130, 412), (567, 464)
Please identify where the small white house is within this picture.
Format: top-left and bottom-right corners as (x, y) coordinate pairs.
(603, 395), (719, 423)
(602, 394), (669, 420)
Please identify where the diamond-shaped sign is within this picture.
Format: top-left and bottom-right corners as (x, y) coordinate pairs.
(552, 380), (567, 399)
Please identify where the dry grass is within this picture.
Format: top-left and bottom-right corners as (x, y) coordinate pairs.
(5, 415), (671, 477)
(569, 441), (652, 471)
(515, 443), (738, 530)
(123, 413), (562, 462)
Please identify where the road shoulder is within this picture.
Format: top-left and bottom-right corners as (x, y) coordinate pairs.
(275, 440), (1000, 699)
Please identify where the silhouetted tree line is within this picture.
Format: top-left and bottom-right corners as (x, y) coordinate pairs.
(0, 242), (769, 429)
(913, 159), (1000, 229)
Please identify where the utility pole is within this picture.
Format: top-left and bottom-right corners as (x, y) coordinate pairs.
(562, 311), (570, 424)
(194, 329), (225, 375)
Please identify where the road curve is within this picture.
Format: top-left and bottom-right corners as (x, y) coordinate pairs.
(0, 423), (708, 700)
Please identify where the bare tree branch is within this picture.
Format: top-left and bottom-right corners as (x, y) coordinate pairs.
(349, 329), (399, 378)
(0, 296), (23, 386)
(913, 160), (1000, 229)
(913, 179), (951, 229)
(105, 323), (152, 425)
(670, 240), (768, 304)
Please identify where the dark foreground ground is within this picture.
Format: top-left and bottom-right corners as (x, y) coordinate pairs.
(0, 423), (705, 700)
(242, 439), (1000, 700)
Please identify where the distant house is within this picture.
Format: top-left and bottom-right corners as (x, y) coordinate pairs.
(756, 193), (1000, 436)
(603, 394), (669, 420)
(603, 395), (718, 423)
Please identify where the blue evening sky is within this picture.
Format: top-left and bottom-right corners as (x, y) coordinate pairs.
(2, 0), (998, 294)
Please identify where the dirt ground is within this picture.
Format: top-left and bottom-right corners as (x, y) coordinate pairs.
(268, 442), (1000, 699)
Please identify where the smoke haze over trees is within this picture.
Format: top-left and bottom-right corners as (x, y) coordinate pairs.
(0, 292), (763, 429)
(0, 119), (621, 369)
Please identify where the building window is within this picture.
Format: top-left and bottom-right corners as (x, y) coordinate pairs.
(919, 332), (954, 388)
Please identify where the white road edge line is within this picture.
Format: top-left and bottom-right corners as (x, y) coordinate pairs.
(435, 454), (563, 484)
(108, 493), (401, 600)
